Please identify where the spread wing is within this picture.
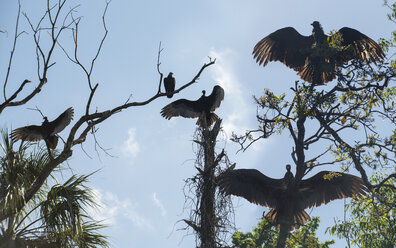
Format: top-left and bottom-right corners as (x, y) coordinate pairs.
(299, 171), (367, 209)
(218, 169), (285, 208)
(334, 27), (385, 65)
(49, 107), (74, 135)
(161, 99), (201, 120)
(253, 27), (314, 70)
(10, 125), (44, 142)
(207, 85), (224, 111)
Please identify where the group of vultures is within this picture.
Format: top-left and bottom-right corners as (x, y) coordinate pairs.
(11, 21), (384, 247)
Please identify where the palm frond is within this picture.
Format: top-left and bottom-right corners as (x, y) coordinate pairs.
(1, 129), (108, 247)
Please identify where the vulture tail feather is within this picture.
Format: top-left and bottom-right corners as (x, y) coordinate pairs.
(196, 113), (218, 127)
(45, 136), (59, 150)
(166, 91), (174, 98)
(265, 209), (310, 230)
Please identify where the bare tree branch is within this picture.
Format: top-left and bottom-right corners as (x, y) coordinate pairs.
(0, 0), (79, 114)
(157, 42), (164, 94)
(3, 0), (24, 101)
(0, 0), (217, 223)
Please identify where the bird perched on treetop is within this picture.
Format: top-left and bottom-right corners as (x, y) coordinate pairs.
(253, 21), (385, 85)
(11, 107), (74, 149)
(164, 72), (176, 98)
(161, 85), (224, 127)
(218, 164), (367, 230)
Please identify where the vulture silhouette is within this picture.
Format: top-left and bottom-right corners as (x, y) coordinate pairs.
(164, 72), (176, 98)
(218, 164), (367, 229)
(253, 21), (385, 84)
(161, 85), (224, 127)
(11, 107), (74, 149)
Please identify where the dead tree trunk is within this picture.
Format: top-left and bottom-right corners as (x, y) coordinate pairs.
(183, 117), (234, 248)
(199, 119), (220, 248)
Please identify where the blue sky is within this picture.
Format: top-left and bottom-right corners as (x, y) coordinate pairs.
(1, 0), (394, 247)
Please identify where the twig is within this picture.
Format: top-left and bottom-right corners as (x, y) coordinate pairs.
(3, 0), (23, 101)
(157, 42), (164, 94)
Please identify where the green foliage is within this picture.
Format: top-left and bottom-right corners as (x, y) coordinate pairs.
(232, 217), (334, 248)
(251, 70), (395, 171)
(311, 31), (347, 60)
(0, 131), (49, 215)
(41, 173), (108, 247)
(232, 218), (277, 248)
(254, 90), (290, 135)
(0, 130), (109, 248)
(253, 85), (340, 137)
(327, 172), (396, 248)
(287, 217), (335, 248)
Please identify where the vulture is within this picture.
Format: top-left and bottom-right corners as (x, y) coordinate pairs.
(161, 85), (224, 127)
(253, 21), (385, 84)
(164, 72), (176, 98)
(10, 107), (74, 149)
(218, 164), (367, 230)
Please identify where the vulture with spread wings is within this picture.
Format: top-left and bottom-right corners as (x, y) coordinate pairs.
(253, 21), (385, 84)
(11, 107), (74, 149)
(164, 72), (175, 98)
(218, 164), (367, 230)
(161, 85), (224, 127)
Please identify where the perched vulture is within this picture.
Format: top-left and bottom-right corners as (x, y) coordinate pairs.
(161, 85), (224, 127)
(11, 107), (74, 149)
(253, 21), (385, 84)
(218, 164), (367, 229)
(164, 72), (176, 98)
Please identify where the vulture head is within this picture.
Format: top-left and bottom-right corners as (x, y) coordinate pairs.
(218, 165), (367, 229)
(161, 85), (224, 127)
(10, 107), (74, 149)
(253, 21), (385, 85)
(311, 21), (320, 28)
(283, 164), (294, 185)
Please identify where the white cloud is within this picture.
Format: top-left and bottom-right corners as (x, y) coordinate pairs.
(122, 128), (140, 157)
(208, 48), (254, 137)
(152, 192), (167, 217)
(209, 49), (243, 97)
(87, 188), (153, 231)
(124, 207), (154, 230)
(87, 188), (117, 226)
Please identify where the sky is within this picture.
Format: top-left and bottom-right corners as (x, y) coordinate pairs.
(0, 0), (394, 247)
